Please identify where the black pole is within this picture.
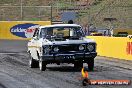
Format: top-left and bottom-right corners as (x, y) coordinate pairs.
(51, 4), (53, 24)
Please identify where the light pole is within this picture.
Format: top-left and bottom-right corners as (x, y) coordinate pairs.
(20, 0), (23, 20)
(51, 3), (53, 24)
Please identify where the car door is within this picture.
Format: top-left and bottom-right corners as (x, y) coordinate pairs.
(30, 29), (40, 60)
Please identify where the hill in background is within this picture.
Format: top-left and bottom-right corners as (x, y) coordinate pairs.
(0, 0), (131, 28)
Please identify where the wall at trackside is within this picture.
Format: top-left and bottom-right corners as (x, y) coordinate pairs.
(0, 21), (51, 40)
(86, 36), (132, 60)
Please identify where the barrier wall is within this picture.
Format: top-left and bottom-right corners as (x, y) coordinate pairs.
(87, 36), (132, 60)
(0, 21), (51, 40)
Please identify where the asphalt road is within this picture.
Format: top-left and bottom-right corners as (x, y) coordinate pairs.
(0, 40), (132, 88)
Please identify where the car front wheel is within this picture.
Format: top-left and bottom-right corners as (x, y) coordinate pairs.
(87, 59), (94, 71)
(39, 59), (46, 71)
(29, 56), (39, 68)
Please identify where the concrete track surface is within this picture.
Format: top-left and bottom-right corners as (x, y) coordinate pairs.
(0, 40), (132, 88)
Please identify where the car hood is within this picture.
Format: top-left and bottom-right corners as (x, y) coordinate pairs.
(42, 37), (96, 45)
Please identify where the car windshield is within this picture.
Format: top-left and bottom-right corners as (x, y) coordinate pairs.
(41, 26), (84, 40)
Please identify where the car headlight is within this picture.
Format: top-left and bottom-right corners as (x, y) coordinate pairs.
(53, 47), (59, 52)
(79, 44), (85, 51)
(44, 46), (51, 54)
(87, 44), (94, 52)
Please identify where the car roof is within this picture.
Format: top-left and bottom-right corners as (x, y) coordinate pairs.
(39, 24), (81, 29)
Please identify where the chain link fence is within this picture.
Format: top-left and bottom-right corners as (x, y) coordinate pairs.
(0, 0), (94, 22)
(0, 6), (52, 21)
(0, 0), (52, 21)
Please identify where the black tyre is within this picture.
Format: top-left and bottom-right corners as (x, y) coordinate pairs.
(39, 59), (46, 71)
(87, 59), (94, 71)
(82, 78), (88, 86)
(29, 56), (39, 68)
(74, 61), (83, 68)
(82, 78), (91, 86)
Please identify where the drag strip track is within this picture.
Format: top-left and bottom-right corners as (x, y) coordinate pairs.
(0, 40), (132, 88)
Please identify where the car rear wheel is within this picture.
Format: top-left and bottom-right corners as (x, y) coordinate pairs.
(29, 56), (39, 68)
(39, 59), (46, 71)
(87, 59), (94, 71)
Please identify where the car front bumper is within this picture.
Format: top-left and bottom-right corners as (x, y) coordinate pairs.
(41, 52), (97, 63)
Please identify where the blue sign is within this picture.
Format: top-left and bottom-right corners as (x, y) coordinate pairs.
(61, 12), (76, 21)
(10, 23), (40, 38)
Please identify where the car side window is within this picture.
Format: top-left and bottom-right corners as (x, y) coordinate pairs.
(37, 29), (41, 39)
(33, 28), (38, 37)
(40, 28), (47, 38)
(33, 28), (39, 39)
(40, 29), (44, 38)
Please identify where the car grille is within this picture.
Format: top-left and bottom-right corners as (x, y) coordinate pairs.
(58, 44), (80, 52)
(51, 43), (96, 54)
